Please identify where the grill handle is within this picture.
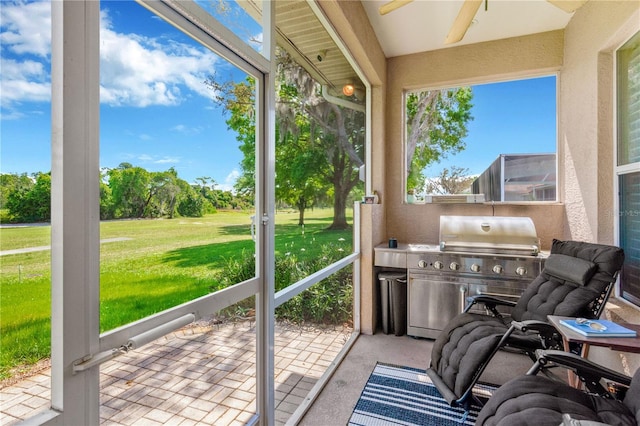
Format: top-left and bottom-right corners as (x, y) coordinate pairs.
(440, 241), (539, 256)
(459, 286), (468, 313)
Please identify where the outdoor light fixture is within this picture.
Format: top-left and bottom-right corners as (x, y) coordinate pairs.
(317, 49), (327, 62)
(342, 83), (355, 97)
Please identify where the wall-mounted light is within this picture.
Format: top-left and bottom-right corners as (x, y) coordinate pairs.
(342, 83), (355, 97)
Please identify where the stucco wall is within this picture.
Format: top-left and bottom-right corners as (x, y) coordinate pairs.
(385, 31), (565, 250)
(560, 0), (639, 245)
(561, 0), (640, 375)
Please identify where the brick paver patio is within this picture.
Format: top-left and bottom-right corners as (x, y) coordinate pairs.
(1, 319), (352, 425)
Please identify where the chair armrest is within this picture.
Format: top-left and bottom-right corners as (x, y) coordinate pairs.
(534, 349), (632, 390)
(511, 319), (564, 351)
(512, 319), (557, 334)
(463, 295), (516, 315)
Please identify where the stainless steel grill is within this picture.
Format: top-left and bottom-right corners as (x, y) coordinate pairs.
(439, 215), (540, 256)
(407, 215), (545, 339)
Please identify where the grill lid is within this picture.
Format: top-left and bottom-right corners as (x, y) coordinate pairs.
(439, 215), (540, 256)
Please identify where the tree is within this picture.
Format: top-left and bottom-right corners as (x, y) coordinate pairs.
(424, 166), (476, 194)
(406, 88), (473, 192)
(5, 172), (51, 222)
(177, 188), (206, 217)
(207, 49), (365, 229)
(277, 51), (364, 230)
(0, 173), (33, 210)
(107, 165), (151, 218)
(277, 130), (327, 225)
(146, 169), (183, 218)
(207, 75), (257, 200)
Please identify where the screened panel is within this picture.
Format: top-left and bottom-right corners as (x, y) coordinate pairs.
(99, 1), (257, 332)
(0, 1), (54, 420)
(194, 0), (263, 55)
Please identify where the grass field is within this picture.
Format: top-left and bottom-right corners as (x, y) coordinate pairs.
(0, 208), (352, 380)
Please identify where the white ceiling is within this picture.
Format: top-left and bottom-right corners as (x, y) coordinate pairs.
(360, 0), (575, 58)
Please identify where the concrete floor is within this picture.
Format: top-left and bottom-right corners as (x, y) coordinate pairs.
(298, 332), (535, 425)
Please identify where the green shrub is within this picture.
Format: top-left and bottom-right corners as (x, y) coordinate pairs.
(212, 242), (353, 325)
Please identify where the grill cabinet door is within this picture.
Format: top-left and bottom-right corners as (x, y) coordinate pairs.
(407, 274), (467, 339)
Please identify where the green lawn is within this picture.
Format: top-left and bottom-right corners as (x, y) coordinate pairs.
(0, 209), (352, 380)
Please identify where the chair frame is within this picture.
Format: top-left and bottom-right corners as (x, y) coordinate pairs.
(427, 269), (620, 410)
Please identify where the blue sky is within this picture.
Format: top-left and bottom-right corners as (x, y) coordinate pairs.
(1, 1), (556, 188)
(1, 0), (260, 190)
(430, 76), (556, 177)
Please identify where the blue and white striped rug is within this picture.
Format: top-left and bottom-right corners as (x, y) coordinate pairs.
(348, 363), (496, 426)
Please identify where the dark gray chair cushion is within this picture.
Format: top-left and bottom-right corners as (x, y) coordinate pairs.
(476, 372), (638, 426)
(623, 367), (640, 425)
(544, 253), (597, 286)
(511, 239), (624, 321)
(428, 240), (625, 406)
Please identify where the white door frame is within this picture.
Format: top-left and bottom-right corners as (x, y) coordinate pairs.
(40, 1), (276, 424)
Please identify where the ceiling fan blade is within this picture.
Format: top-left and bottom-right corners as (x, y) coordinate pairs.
(547, 0), (588, 13)
(379, 0), (414, 16)
(445, 0), (483, 44)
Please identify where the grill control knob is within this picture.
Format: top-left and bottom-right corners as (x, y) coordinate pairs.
(492, 265), (504, 274)
(470, 264), (481, 273)
(418, 260), (428, 269)
(433, 261), (444, 270)
(450, 262), (460, 271)
(516, 266), (527, 276)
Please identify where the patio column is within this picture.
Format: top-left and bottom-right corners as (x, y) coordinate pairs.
(50, 0), (101, 423)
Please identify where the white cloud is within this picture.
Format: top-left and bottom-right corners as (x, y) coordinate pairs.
(171, 124), (204, 135)
(0, 59), (50, 106)
(154, 156), (180, 164)
(219, 169), (240, 192)
(137, 154), (154, 162)
(98, 9), (218, 107)
(1, 2), (218, 117)
(0, 1), (51, 57)
(134, 154), (180, 165)
(1, 2), (51, 113)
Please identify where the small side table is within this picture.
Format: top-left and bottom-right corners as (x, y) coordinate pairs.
(547, 315), (640, 387)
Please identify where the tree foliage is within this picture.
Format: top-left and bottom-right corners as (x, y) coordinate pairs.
(406, 88), (474, 191)
(206, 49), (365, 229)
(277, 52), (364, 229)
(4, 172), (51, 222)
(1, 166), (249, 223)
(0, 173), (33, 209)
(424, 166), (476, 194)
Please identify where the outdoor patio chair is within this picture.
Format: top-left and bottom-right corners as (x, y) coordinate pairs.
(476, 349), (639, 426)
(426, 239), (625, 411)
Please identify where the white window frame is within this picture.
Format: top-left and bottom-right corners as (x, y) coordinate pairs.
(613, 12), (640, 306)
(402, 75), (559, 205)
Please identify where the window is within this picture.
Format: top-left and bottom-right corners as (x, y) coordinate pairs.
(405, 76), (557, 203)
(617, 31), (640, 306)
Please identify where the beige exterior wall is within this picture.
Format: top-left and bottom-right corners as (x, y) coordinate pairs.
(560, 1), (639, 245)
(385, 31), (565, 251)
(560, 1), (640, 374)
